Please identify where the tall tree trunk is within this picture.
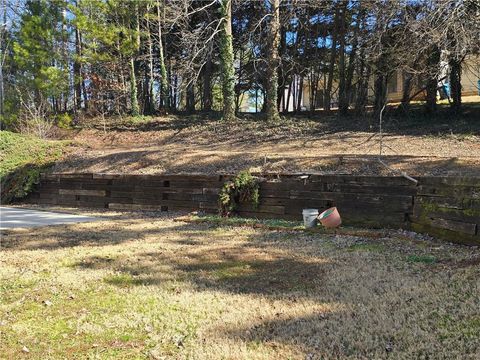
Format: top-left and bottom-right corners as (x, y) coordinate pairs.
(80, 30), (88, 110)
(399, 72), (413, 112)
(265, 0), (281, 122)
(449, 58), (462, 113)
(285, 79), (292, 113)
(130, 58), (140, 116)
(341, 5), (362, 116)
(73, 28), (83, 110)
(425, 46), (440, 115)
(324, 6), (339, 111)
(157, 0), (169, 110)
(61, 6), (68, 113)
(309, 71), (318, 113)
(373, 74), (387, 118)
(146, 15), (155, 114)
(337, 2), (348, 116)
(277, 24), (286, 112)
(203, 55), (213, 111)
(219, 0), (236, 121)
(296, 76), (303, 113)
(186, 82), (195, 113)
(130, 2), (140, 116)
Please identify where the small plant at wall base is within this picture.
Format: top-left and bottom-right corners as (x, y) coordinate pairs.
(219, 170), (260, 216)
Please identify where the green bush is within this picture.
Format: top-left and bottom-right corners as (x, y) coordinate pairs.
(219, 170), (260, 216)
(55, 113), (73, 129)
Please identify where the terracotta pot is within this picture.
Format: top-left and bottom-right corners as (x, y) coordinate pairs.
(318, 207), (342, 228)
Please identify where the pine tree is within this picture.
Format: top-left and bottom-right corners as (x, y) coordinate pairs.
(13, 0), (69, 115)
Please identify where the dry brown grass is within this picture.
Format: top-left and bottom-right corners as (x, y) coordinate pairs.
(51, 104), (480, 177)
(1, 210), (480, 359)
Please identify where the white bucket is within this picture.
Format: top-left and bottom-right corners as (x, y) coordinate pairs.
(302, 209), (319, 228)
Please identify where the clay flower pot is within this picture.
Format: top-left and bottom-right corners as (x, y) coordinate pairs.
(318, 207), (342, 228)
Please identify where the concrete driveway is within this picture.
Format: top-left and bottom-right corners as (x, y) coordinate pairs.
(0, 207), (100, 230)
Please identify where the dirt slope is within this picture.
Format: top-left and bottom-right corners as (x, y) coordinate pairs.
(53, 115), (480, 176)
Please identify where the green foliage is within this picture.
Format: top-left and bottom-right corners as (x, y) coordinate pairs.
(219, 170), (260, 216)
(55, 113), (73, 129)
(0, 131), (67, 203)
(407, 255), (437, 264)
(13, 0), (69, 100)
(125, 115), (154, 125)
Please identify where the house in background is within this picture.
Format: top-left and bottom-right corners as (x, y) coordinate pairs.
(238, 55), (480, 113)
(457, 55), (480, 96)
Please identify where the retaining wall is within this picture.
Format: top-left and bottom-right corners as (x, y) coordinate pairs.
(27, 173), (480, 245)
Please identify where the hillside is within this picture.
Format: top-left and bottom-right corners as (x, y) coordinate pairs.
(51, 113), (480, 177)
(0, 131), (68, 202)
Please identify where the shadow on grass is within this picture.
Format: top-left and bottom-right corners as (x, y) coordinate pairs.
(4, 216), (478, 357)
(0, 217), (191, 251)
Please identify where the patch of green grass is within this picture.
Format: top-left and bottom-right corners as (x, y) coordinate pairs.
(0, 130), (68, 202)
(195, 214), (304, 230)
(124, 115), (154, 125)
(103, 273), (145, 287)
(438, 315), (480, 340)
(209, 261), (253, 280)
(406, 255), (437, 264)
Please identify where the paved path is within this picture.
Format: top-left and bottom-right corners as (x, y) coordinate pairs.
(0, 207), (99, 230)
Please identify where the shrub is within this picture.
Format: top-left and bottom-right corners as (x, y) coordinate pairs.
(55, 113), (73, 129)
(219, 170), (260, 216)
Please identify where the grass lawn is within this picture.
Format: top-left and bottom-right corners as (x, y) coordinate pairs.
(1, 211), (479, 359)
(0, 131), (68, 202)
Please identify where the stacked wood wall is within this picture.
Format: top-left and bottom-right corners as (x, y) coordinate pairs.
(411, 177), (480, 245)
(28, 173), (480, 245)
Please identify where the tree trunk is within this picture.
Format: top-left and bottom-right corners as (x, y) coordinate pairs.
(324, 6), (339, 112)
(130, 58), (140, 116)
(449, 58), (462, 113)
(399, 72), (413, 112)
(277, 23), (286, 112)
(219, 0), (236, 121)
(265, 0), (281, 122)
(81, 30), (88, 110)
(186, 82), (195, 113)
(341, 5), (362, 116)
(337, 3), (348, 116)
(296, 76), (303, 113)
(355, 63), (370, 115)
(285, 79), (292, 113)
(373, 74), (387, 118)
(202, 55), (212, 112)
(146, 15), (155, 114)
(157, 0), (169, 110)
(309, 71), (318, 113)
(73, 28), (83, 110)
(425, 46), (440, 114)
